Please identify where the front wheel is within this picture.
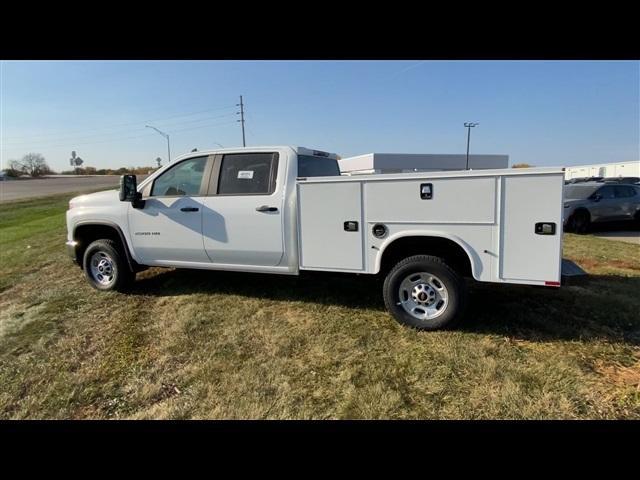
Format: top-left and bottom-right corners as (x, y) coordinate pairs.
(568, 210), (590, 234)
(383, 255), (467, 331)
(83, 239), (135, 292)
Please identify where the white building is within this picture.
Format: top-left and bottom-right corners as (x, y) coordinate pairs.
(564, 161), (640, 180)
(339, 153), (509, 175)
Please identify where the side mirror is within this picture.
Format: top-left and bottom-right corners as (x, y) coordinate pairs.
(591, 194), (601, 202)
(119, 174), (137, 201)
(119, 174), (145, 209)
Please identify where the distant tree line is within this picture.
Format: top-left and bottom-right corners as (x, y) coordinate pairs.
(59, 166), (158, 176)
(512, 163), (533, 168)
(3, 152), (159, 178)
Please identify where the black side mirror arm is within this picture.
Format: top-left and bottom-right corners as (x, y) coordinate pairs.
(132, 192), (146, 209)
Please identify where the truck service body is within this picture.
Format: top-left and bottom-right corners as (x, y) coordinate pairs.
(66, 146), (565, 330)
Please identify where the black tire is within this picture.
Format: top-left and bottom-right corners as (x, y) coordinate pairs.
(82, 239), (135, 292)
(383, 255), (467, 331)
(569, 210), (590, 234)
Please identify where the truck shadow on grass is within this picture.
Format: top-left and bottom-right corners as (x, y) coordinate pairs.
(131, 268), (640, 345)
(132, 269), (385, 311)
(463, 275), (640, 345)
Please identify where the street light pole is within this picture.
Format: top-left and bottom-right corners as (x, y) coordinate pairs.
(464, 122), (479, 170)
(146, 125), (171, 163)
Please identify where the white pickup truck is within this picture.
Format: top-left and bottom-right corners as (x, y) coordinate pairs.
(66, 146), (565, 330)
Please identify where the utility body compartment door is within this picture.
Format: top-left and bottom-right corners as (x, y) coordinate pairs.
(499, 174), (563, 283)
(297, 181), (364, 271)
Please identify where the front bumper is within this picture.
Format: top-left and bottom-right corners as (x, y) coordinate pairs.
(66, 240), (79, 264)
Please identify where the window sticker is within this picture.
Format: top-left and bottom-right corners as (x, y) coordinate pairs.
(237, 170), (254, 179)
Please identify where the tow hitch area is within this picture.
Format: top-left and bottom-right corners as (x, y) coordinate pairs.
(561, 258), (588, 286)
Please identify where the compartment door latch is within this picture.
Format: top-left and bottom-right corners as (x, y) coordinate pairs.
(535, 222), (556, 235)
(344, 221), (359, 232)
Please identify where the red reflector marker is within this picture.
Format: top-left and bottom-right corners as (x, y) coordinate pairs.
(545, 281), (561, 287)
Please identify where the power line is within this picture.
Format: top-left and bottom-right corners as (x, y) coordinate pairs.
(148, 105), (236, 123)
(1, 104), (236, 141)
(155, 112), (236, 129)
(170, 120), (237, 134)
(2, 119), (238, 150)
(244, 111), (257, 139)
(3, 112), (237, 147)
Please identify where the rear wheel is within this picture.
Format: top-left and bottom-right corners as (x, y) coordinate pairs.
(83, 239), (135, 292)
(383, 255), (467, 331)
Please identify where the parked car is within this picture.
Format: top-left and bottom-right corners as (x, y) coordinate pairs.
(602, 176), (640, 184)
(565, 176), (604, 184)
(563, 182), (640, 233)
(65, 146), (566, 331)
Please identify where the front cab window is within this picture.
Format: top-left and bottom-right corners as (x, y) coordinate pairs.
(151, 156), (207, 197)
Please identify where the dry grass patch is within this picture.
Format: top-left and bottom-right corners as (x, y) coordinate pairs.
(1, 194), (639, 419)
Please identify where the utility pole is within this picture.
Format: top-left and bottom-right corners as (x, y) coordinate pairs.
(237, 95), (246, 147)
(146, 125), (171, 163)
(464, 122), (479, 170)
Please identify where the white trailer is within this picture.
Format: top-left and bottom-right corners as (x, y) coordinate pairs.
(65, 146), (565, 331)
(339, 153), (509, 175)
(564, 161), (640, 179)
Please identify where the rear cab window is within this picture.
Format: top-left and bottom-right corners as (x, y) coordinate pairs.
(297, 155), (340, 177)
(216, 152), (279, 195)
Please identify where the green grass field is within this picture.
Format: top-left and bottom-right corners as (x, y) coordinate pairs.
(0, 192), (639, 419)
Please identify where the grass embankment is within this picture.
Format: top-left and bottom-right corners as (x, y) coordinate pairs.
(0, 192), (638, 418)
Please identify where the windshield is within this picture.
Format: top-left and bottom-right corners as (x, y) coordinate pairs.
(297, 155), (340, 177)
(564, 184), (600, 200)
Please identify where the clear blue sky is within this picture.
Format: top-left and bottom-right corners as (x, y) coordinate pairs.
(1, 60), (638, 172)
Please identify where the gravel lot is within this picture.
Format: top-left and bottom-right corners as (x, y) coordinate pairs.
(0, 176), (147, 201)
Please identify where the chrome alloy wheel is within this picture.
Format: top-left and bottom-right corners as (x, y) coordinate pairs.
(89, 251), (116, 287)
(397, 272), (449, 321)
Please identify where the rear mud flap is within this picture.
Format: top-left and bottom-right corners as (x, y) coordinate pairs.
(561, 258), (588, 286)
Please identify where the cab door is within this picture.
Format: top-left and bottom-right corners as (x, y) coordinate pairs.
(128, 155), (212, 265)
(201, 152), (285, 266)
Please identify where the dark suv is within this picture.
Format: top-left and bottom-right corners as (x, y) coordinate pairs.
(602, 176), (640, 184)
(563, 182), (640, 233)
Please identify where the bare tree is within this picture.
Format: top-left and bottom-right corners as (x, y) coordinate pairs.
(10, 153), (51, 177)
(512, 163), (533, 168)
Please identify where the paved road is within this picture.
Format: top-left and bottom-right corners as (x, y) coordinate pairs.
(0, 176), (147, 202)
(591, 231), (640, 245)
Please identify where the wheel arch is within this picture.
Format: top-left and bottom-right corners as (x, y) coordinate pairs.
(375, 232), (479, 280)
(72, 221), (137, 272)
(572, 207), (591, 220)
